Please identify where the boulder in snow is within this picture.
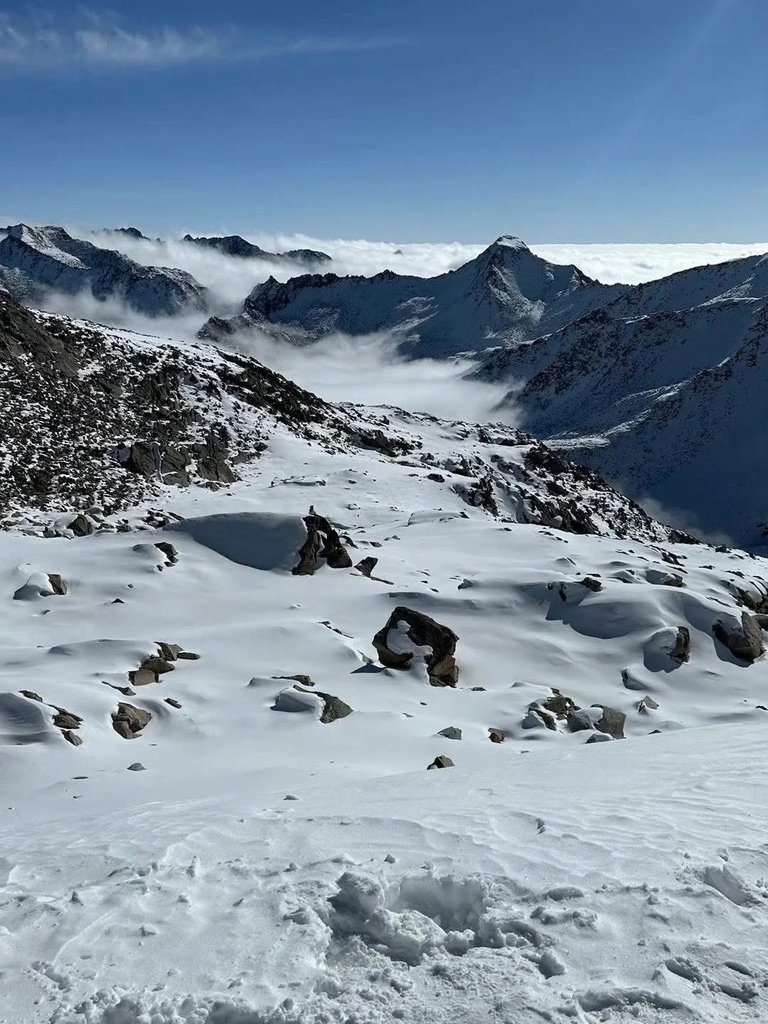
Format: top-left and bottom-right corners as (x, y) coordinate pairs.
(372, 606), (459, 686)
(713, 612), (764, 663)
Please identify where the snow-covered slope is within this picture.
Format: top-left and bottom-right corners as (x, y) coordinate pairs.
(3, 290), (768, 1022)
(2, 387), (768, 1021)
(475, 254), (768, 546)
(0, 289), (687, 547)
(200, 236), (622, 356)
(0, 224), (208, 316)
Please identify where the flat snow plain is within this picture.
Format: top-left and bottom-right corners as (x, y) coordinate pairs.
(1, 418), (768, 1023)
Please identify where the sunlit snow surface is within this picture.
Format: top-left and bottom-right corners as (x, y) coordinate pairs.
(1, 416), (768, 1023)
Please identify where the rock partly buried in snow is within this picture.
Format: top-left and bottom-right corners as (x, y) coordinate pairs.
(154, 542), (179, 566)
(437, 726), (462, 740)
(130, 667), (159, 687)
(140, 656), (175, 676)
(372, 606), (459, 686)
(127, 762), (146, 771)
(427, 755), (454, 769)
(525, 690), (579, 731)
(355, 556), (378, 577)
(112, 703), (152, 739)
(592, 705), (626, 739)
(488, 728), (505, 743)
(315, 691), (353, 724)
(670, 626), (691, 664)
(637, 695), (660, 714)
(579, 576), (603, 592)
(713, 612), (764, 663)
(52, 708), (83, 731)
(272, 685), (352, 723)
(293, 512), (352, 574)
(68, 514), (94, 537)
(156, 642), (183, 661)
(13, 572), (68, 600)
(646, 568), (684, 588)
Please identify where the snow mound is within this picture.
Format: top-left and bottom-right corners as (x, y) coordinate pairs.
(164, 513), (307, 571)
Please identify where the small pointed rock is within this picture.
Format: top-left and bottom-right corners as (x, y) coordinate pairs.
(427, 755), (454, 770)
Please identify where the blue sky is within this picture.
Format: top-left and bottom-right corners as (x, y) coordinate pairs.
(1, 1), (765, 242)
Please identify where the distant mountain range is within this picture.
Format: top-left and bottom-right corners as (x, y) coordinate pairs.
(0, 224), (208, 316)
(197, 236), (768, 545)
(199, 236), (622, 356)
(1, 221), (766, 543)
(181, 233), (331, 266)
(0, 225), (334, 318)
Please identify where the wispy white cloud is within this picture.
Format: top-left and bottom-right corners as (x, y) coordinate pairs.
(0, 10), (404, 72)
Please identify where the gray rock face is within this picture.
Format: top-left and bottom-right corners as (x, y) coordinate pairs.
(437, 726), (462, 740)
(713, 612), (765, 663)
(372, 607), (459, 687)
(0, 224), (208, 316)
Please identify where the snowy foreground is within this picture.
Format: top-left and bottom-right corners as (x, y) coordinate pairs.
(2, 420), (768, 1023)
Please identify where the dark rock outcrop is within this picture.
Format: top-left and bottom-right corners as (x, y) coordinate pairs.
(372, 607), (459, 686)
(293, 513), (352, 574)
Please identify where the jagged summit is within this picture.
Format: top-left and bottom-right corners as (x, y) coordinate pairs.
(199, 235), (619, 355)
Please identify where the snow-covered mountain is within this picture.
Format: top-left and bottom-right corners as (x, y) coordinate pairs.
(476, 253), (768, 546)
(2, 288), (768, 1023)
(182, 233), (332, 266)
(0, 224), (209, 316)
(199, 236), (622, 356)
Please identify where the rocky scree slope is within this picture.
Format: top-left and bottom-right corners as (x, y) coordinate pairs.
(199, 235), (622, 356)
(0, 290), (690, 548)
(0, 224), (208, 316)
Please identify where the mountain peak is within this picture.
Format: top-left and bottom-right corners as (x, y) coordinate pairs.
(7, 223), (72, 247)
(492, 235), (529, 251)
